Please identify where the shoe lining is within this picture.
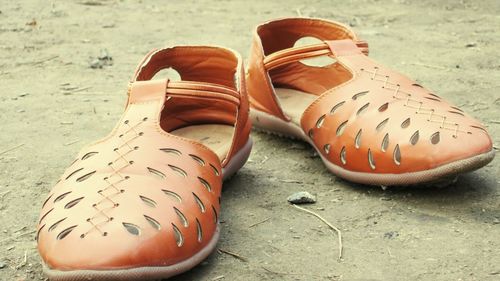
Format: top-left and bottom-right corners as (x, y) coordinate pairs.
(170, 124), (233, 161)
(275, 88), (317, 125)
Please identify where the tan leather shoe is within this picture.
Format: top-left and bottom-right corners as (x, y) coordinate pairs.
(247, 18), (494, 186)
(37, 46), (252, 280)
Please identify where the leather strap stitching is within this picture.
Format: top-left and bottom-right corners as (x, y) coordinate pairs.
(362, 68), (468, 137)
(83, 118), (147, 237)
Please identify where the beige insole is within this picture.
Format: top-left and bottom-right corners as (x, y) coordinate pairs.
(171, 124), (234, 161)
(275, 88), (318, 125)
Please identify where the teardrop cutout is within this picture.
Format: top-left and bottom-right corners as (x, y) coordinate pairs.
(36, 224), (45, 242)
(410, 131), (419, 145)
(428, 93), (441, 99)
(378, 103), (389, 112)
(336, 121), (348, 136)
(174, 207), (189, 227)
(330, 101), (345, 114)
(172, 223), (184, 247)
(376, 118), (389, 131)
(393, 145), (401, 165)
(39, 208), (53, 224)
(340, 146), (347, 165)
(352, 91), (369, 100)
(193, 192), (206, 213)
(57, 225), (77, 240)
(209, 164), (220, 176)
(212, 205), (219, 224)
(139, 195), (157, 208)
(65, 168), (83, 180)
(430, 132), (440, 144)
(316, 114), (326, 128)
(355, 129), (362, 149)
(76, 171), (96, 182)
(448, 110), (464, 116)
(144, 215), (161, 230)
(147, 167), (166, 179)
(323, 143), (331, 154)
(42, 194), (53, 208)
(81, 152), (98, 160)
(356, 103), (370, 116)
(169, 165), (187, 178)
(159, 148), (182, 156)
(122, 222), (141, 236)
(381, 133), (389, 152)
(196, 218), (203, 242)
(189, 154), (205, 166)
(368, 149), (376, 170)
(162, 189), (182, 203)
(65, 197), (84, 209)
(198, 177), (212, 192)
(49, 218), (67, 232)
(401, 118), (411, 128)
(54, 191), (72, 203)
(425, 96), (441, 102)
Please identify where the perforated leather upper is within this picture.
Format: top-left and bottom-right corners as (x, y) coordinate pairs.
(247, 18), (493, 175)
(37, 46), (250, 270)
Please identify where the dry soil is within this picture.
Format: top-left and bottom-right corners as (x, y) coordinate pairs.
(0, 1), (499, 280)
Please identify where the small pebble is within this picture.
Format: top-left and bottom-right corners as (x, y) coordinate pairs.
(89, 49), (113, 69)
(287, 191), (316, 204)
(384, 231), (399, 239)
(98, 49), (112, 61)
(0, 262), (6, 269)
(89, 59), (103, 69)
(465, 42), (477, 48)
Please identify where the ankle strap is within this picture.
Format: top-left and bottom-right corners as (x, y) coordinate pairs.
(167, 81), (240, 106)
(127, 80), (240, 106)
(128, 46), (251, 167)
(263, 40), (369, 71)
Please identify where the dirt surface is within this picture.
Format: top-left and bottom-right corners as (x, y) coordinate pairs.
(0, 0), (499, 280)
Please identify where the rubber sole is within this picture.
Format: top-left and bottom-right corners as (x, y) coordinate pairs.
(43, 138), (253, 281)
(251, 109), (495, 187)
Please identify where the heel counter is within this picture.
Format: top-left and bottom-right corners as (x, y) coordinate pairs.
(246, 34), (289, 121)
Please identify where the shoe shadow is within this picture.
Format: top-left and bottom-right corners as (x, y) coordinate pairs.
(166, 169), (257, 281)
(166, 253), (218, 281)
(348, 170), (495, 200)
(340, 169), (499, 223)
(257, 130), (497, 208)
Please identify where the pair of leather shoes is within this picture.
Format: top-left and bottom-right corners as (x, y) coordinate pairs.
(37, 18), (494, 280)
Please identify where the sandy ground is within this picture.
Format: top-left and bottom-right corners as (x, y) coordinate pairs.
(0, 0), (499, 280)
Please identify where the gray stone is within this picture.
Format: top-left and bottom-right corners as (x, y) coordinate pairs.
(89, 58), (103, 69)
(384, 231), (399, 239)
(287, 191), (316, 204)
